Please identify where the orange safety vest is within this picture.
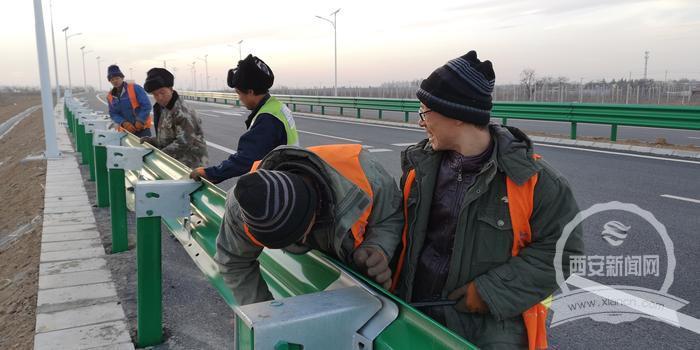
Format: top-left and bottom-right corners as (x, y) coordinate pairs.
(393, 154), (548, 350)
(106, 83), (153, 129)
(243, 144), (373, 249)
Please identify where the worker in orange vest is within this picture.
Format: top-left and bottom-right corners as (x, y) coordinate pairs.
(214, 145), (403, 305)
(106, 65), (153, 137)
(392, 51), (584, 350)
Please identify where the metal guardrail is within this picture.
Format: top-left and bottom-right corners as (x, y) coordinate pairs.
(182, 91), (700, 142)
(63, 97), (477, 349)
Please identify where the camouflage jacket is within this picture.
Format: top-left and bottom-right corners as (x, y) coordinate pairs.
(151, 95), (208, 168)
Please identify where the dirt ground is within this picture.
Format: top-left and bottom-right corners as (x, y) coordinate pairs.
(0, 92), (46, 350)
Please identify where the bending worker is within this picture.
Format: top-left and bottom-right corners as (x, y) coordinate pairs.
(106, 64), (153, 137)
(215, 144), (402, 305)
(190, 54), (298, 184)
(140, 67), (208, 169)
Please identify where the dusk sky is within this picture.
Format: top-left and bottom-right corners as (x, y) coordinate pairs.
(2, 0), (699, 90)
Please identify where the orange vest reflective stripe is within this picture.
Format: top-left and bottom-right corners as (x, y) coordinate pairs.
(393, 154), (548, 350)
(106, 83), (153, 128)
(246, 144), (372, 249)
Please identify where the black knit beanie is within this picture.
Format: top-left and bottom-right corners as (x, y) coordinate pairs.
(234, 169), (317, 249)
(227, 54), (274, 93)
(144, 68), (174, 93)
(416, 50), (495, 125)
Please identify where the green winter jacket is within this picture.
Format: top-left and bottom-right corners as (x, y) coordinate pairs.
(215, 146), (403, 305)
(397, 125), (584, 349)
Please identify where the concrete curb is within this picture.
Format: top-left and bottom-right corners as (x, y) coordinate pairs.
(33, 102), (134, 350)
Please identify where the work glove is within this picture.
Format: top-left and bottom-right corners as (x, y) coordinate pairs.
(447, 281), (489, 314)
(139, 136), (155, 145)
(353, 246), (392, 289)
(189, 167), (207, 181)
(120, 121), (136, 133)
(134, 121), (145, 131)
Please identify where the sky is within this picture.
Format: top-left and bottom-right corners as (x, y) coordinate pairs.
(2, 0), (699, 90)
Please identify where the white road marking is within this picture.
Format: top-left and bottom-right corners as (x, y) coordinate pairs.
(688, 136), (700, 140)
(392, 142), (416, 147)
(199, 112), (223, 119)
(362, 145), (374, 148)
(297, 130), (362, 143)
(566, 275), (700, 335)
(367, 148), (392, 153)
(96, 93), (107, 105)
(534, 143), (700, 165)
(660, 194), (700, 204)
(206, 141), (236, 154)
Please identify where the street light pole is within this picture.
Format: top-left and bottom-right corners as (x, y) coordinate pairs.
(80, 46), (92, 91)
(49, 0), (60, 101)
(191, 61), (197, 92)
(315, 9), (340, 96)
(61, 27), (81, 92)
(32, 0), (60, 158)
(96, 56), (102, 91)
(197, 55), (209, 90)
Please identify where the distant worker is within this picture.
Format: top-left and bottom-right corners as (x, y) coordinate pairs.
(189, 54), (299, 184)
(215, 144), (402, 305)
(106, 64), (153, 137)
(139, 68), (208, 168)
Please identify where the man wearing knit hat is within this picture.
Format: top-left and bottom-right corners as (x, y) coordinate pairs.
(214, 144), (402, 305)
(189, 54), (299, 184)
(139, 67), (208, 168)
(393, 51), (584, 349)
(106, 65), (153, 137)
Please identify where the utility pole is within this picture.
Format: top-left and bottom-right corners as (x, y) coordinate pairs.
(643, 51), (650, 80)
(315, 9), (341, 96)
(49, 0), (60, 102)
(32, 0), (60, 158)
(80, 46), (92, 91)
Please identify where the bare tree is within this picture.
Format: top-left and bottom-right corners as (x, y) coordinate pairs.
(520, 69), (536, 100)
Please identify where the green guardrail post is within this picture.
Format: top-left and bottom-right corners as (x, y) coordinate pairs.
(86, 132), (96, 180)
(106, 146), (152, 253)
(502, 117), (508, 126)
(93, 130), (124, 207)
(404, 111), (409, 123)
(136, 214), (162, 347)
(610, 124), (618, 142)
(133, 180), (200, 347)
(340, 107), (344, 116)
(310, 105), (314, 113)
(357, 108), (361, 119)
(321, 106), (325, 115)
(76, 118), (87, 164)
(293, 103), (296, 112)
(236, 100), (240, 107)
(570, 122), (577, 140)
(224, 99), (227, 104)
(378, 110), (383, 120)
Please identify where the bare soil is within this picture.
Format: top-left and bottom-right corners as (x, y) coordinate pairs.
(0, 92), (46, 350)
(525, 130), (700, 152)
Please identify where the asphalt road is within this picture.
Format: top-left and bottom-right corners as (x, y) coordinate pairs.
(88, 93), (700, 349)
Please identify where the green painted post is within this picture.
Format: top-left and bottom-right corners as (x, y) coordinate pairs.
(321, 106), (325, 115)
(310, 105), (314, 113)
(224, 99), (227, 104)
(570, 122), (578, 140)
(136, 215), (163, 347)
(77, 123), (88, 164)
(340, 107), (344, 116)
(610, 124), (618, 142)
(378, 110), (383, 120)
(404, 111), (409, 123)
(502, 117), (508, 126)
(357, 108), (361, 119)
(86, 133), (95, 181)
(95, 146), (110, 207)
(109, 168), (128, 253)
